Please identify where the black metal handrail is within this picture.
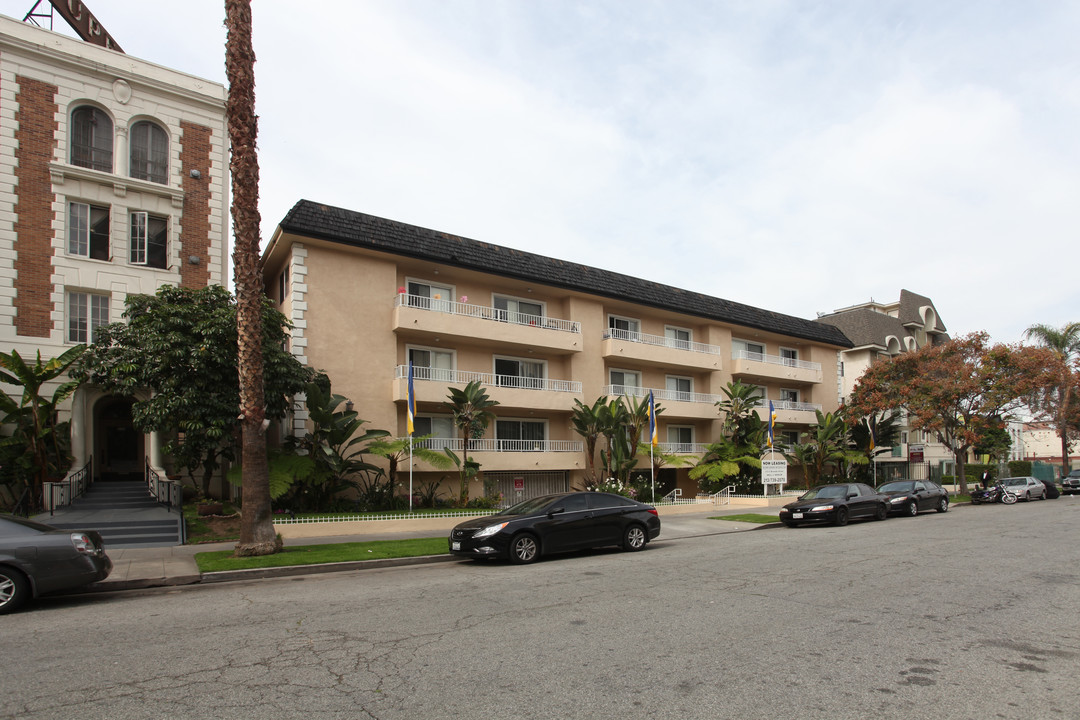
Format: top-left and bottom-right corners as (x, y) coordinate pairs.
(47, 456), (93, 516)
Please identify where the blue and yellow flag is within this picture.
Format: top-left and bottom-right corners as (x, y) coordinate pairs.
(767, 401), (776, 448)
(406, 362), (416, 436)
(648, 390), (658, 448)
(866, 417), (875, 451)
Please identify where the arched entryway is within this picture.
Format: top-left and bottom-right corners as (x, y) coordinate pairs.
(94, 396), (144, 481)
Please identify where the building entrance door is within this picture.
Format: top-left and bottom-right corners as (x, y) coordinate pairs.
(95, 396), (143, 481)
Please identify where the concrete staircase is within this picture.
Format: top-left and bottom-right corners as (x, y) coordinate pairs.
(41, 479), (184, 548)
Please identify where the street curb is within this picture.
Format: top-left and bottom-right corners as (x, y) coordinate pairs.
(200, 553), (459, 583)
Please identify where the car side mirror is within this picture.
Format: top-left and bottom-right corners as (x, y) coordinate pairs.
(549, 507), (564, 517)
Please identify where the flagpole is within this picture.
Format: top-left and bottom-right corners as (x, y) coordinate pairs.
(409, 435), (414, 513)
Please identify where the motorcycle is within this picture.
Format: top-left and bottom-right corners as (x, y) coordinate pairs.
(970, 483), (1017, 505)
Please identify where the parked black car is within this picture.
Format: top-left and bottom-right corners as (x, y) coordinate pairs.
(1061, 470), (1080, 494)
(1, 514), (112, 614)
(779, 483), (889, 527)
(1039, 478), (1061, 499)
(876, 479), (950, 516)
(449, 492), (661, 564)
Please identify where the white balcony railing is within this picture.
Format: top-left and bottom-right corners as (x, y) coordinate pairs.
(397, 365), (582, 394)
(731, 349), (821, 372)
(395, 293), (580, 334)
(604, 328), (722, 355)
(657, 442), (707, 455)
(603, 384), (723, 405)
(405, 437), (583, 453)
(769, 400), (823, 413)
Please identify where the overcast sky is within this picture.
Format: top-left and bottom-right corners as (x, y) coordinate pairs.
(10, 0), (1079, 344)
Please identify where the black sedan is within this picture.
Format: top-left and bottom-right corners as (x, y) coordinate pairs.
(877, 479), (950, 516)
(449, 491), (661, 564)
(1, 514), (112, 614)
(779, 483), (889, 527)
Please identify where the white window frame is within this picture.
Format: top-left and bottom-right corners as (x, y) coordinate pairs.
(665, 325), (692, 349)
(665, 375), (693, 401)
(278, 266), (289, 303)
(407, 345), (456, 382)
(779, 347), (799, 366)
(128, 120), (169, 184)
(780, 388), (800, 403)
(495, 418), (548, 451)
(608, 314), (641, 339)
(413, 415), (456, 450)
(667, 425), (695, 450)
(494, 355), (547, 389)
(493, 294), (545, 324)
(67, 291), (110, 344)
(129, 211), (168, 269)
(406, 278), (455, 312)
(609, 368), (642, 391)
(68, 201), (110, 260)
(734, 338), (765, 356)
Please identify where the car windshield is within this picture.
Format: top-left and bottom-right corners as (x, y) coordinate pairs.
(497, 495), (560, 516)
(878, 481), (915, 493)
(801, 485), (849, 499)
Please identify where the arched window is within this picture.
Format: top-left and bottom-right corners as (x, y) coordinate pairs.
(129, 121), (168, 184)
(70, 106), (113, 172)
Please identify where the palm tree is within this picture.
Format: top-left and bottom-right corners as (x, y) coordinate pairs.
(794, 409), (862, 485)
(570, 397), (606, 486)
(444, 380), (499, 505)
(365, 436), (453, 502)
(1024, 322), (1080, 476)
(226, 0), (276, 556)
(715, 381), (764, 445)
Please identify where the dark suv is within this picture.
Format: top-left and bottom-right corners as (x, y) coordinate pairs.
(1063, 469), (1080, 494)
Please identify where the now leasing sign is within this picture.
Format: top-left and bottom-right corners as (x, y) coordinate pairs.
(761, 457), (788, 485)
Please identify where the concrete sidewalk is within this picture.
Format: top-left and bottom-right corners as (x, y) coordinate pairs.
(88, 504), (781, 592)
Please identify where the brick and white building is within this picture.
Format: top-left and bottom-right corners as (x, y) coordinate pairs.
(0, 15), (228, 483)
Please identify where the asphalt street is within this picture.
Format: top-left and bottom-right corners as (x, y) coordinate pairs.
(3, 498), (1078, 720)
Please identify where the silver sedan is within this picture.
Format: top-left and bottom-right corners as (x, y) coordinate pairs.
(1001, 476), (1046, 501)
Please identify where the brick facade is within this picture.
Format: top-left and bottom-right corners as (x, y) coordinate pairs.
(12, 75), (57, 338)
(179, 121), (212, 289)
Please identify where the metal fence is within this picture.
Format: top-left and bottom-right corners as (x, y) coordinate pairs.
(43, 456), (93, 515)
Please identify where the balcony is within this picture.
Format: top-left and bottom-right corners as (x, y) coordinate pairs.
(603, 384), (721, 420)
(657, 442), (708, 456)
(730, 350), (823, 385)
(756, 400), (823, 424)
(404, 437), (584, 472)
(602, 329), (723, 371)
(393, 293), (581, 354)
(395, 365), (582, 411)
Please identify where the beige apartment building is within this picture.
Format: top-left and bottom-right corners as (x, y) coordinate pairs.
(264, 201), (852, 502)
(0, 15), (228, 485)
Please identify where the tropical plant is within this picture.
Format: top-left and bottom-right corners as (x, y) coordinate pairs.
(847, 410), (901, 484)
(570, 397), (607, 485)
(1023, 322), (1080, 476)
(715, 381), (765, 446)
(689, 436), (762, 493)
(442, 447), (480, 505)
(365, 435), (453, 505)
(793, 408), (863, 485)
(71, 285), (312, 498)
(444, 380), (499, 505)
(0, 347), (85, 511)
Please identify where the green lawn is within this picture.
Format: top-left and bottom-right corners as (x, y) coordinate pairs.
(711, 513), (780, 524)
(195, 537), (448, 573)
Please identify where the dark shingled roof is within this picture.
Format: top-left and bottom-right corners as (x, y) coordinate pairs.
(815, 308), (910, 348)
(897, 290), (947, 333)
(278, 200), (853, 348)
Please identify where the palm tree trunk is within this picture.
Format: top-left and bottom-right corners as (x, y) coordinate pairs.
(226, 0), (278, 556)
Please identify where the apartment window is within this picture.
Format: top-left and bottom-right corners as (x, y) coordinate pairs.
(496, 420), (546, 451)
(665, 326), (691, 349)
(666, 376), (693, 402)
(278, 265), (290, 303)
(609, 369), (641, 392)
(413, 416), (455, 450)
(130, 212), (168, 269)
(667, 426), (694, 453)
(900, 431), (909, 445)
(494, 295), (543, 324)
(67, 292), (109, 343)
(129, 121), (168, 184)
(70, 106), (113, 172)
(734, 338), (768, 358)
(781, 430), (800, 447)
(408, 347), (454, 382)
(407, 280), (453, 312)
(68, 202), (110, 260)
(494, 357), (545, 389)
(780, 348), (798, 366)
(780, 388), (800, 404)
(608, 315), (640, 340)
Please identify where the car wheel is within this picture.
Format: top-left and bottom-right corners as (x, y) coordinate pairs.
(0, 567), (30, 615)
(906, 501), (918, 517)
(1023, 491), (1030, 501)
(834, 507), (849, 527)
(622, 524), (647, 551)
(874, 504), (888, 521)
(936, 497), (949, 513)
(1002, 492), (1017, 505)
(509, 533), (539, 564)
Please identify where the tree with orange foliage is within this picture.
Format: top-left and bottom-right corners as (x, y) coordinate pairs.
(848, 332), (1056, 494)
